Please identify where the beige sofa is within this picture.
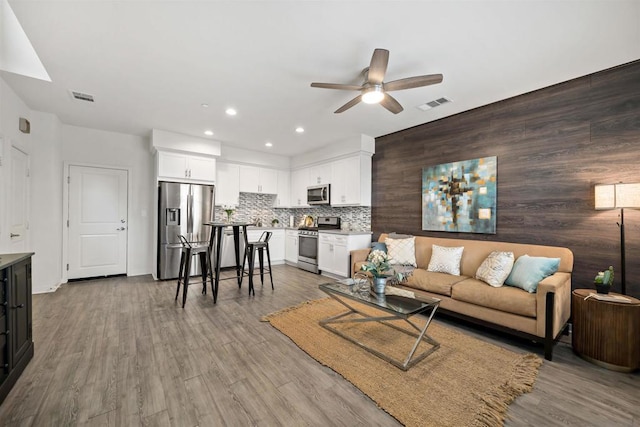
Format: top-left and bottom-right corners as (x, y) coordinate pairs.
(351, 233), (574, 360)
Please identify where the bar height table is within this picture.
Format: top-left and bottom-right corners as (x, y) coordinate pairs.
(204, 222), (252, 303)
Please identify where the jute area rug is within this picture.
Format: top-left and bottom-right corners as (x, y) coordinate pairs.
(262, 298), (542, 427)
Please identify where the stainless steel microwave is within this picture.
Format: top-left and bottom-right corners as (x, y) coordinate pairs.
(307, 184), (330, 205)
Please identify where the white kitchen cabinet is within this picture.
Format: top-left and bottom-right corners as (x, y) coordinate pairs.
(307, 163), (332, 186)
(274, 169), (290, 207)
(285, 229), (298, 264)
(290, 168), (309, 207)
(331, 154), (371, 206)
(318, 232), (372, 277)
(245, 228), (285, 267)
(157, 151), (216, 183)
(215, 162), (240, 206)
(239, 165), (278, 194)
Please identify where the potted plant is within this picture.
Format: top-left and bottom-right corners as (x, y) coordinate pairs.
(360, 250), (400, 294)
(271, 218), (279, 227)
(594, 265), (614, 294)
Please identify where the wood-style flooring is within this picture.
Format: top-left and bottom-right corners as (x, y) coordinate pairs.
(0, 265), (638, 426)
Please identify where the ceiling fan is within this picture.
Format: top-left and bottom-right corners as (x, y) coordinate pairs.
(311, 48), (443, 114)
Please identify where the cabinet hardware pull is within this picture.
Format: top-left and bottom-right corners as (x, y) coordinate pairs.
(12, 304), (25, 309)
(0, 330), (9, 336)
(10, 233), (20, 238)
(1, 301), (7, 306)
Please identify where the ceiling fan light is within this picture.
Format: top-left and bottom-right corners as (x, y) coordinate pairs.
(362, 86), (385, 104)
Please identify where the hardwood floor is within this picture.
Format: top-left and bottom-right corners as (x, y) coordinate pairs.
(0, 265), (638, 426)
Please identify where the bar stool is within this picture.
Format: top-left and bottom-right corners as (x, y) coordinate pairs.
(175, 235), (213, 307)
(241, 231), (274, 295)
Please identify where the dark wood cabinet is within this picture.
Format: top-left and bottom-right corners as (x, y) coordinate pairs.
(0, 253), (34, 405)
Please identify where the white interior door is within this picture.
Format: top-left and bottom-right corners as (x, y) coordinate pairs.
(68, 165), (128, 279)
(10, 147), (29, 252)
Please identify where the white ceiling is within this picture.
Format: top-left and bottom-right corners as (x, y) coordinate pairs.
(3, 1), (639, 156)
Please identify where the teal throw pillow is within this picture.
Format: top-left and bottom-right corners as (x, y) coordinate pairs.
(505, 255), (560, 293)
(371, 242), (387, 253)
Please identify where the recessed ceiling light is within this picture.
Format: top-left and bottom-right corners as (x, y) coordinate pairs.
(225, 108), (237, 116)
(201, 103), (209, 108)
(265, 142), (273, 147)
(204, 130), (214, 136)
(295, 127), (304, 133)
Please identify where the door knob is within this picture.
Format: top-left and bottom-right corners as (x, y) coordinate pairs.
(10, 233), (20, 238)
(117, 227), (126, 231)
(121, 219), (126, 223)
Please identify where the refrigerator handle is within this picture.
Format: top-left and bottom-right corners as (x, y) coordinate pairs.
(187, 193), (193, 234)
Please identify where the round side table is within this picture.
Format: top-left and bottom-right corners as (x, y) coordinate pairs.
(572, 289), (640, 372)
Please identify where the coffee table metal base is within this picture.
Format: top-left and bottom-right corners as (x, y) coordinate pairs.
(319, 293), (440, 371)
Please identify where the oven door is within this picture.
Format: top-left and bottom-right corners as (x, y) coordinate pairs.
(298, 234), (318, 264)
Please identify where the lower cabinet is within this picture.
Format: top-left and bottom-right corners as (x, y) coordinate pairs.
(285, 229), (298, 264)
(0, 253), (34, 405)
(318, 233), (371, 277)
(245, 229), (285, 266)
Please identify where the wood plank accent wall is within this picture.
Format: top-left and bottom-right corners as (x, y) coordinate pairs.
(372, 60), (640, 298)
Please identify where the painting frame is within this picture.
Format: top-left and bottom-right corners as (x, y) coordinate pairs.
(422, 156), (497, 234)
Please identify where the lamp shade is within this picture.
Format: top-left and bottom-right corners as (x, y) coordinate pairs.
(615, 183), (640, 208)
(595, 184), (615, 210)
(595, 183), (640, 210)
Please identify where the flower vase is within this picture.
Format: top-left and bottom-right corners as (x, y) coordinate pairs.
(373, 276), (387, 294)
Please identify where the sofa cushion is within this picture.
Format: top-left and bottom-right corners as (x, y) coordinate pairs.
(427, 244), (464, 275)
(505, 255), (560, 293)
(371, 242), (387, 253)
(451, 278), (537, 318)
(475, 251), (515, 287)
(406, 269), (469, 297)
(385, 236), (417, 267)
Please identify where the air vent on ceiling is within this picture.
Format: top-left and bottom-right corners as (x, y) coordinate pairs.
(69, 90), (95, 102)
(416, 97), (451, 111)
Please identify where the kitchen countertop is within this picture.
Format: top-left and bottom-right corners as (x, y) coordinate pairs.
(318, 230), (372, 236)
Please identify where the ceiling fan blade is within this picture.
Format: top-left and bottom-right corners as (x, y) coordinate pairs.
(334, 95), (362, 114)
(311, 82), (363, 91)
(380, 93), (403, 114)
(367, 48), (389, 85)
(384, 74), (444, 92)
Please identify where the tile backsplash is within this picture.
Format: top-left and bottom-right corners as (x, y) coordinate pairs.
(215, 192), (371, 231)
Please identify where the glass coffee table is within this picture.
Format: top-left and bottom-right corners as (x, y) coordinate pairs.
(319, 281), (441, 371)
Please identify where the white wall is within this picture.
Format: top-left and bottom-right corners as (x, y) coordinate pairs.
(290, 133), (374, 169)
(62, 125), (154, 277)
(220, 143), (290, 169)
(29, 111), (63, 293)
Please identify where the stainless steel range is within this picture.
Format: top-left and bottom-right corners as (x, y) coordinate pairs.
(297, 216), (341, 274)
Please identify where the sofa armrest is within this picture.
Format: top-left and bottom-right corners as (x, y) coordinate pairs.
(535, 272), (572, 339)
(350, 248), (371, 277)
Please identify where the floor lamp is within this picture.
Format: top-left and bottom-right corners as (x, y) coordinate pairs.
(594, 183), (640, 295)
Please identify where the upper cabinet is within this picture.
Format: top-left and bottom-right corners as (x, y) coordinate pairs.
(330, 154), (371, 206)
(307, 163), (332, 186)
(290, 168), (309, 208)
(157, 151), (216, 183)
(275, 170), (290, 207)
(215, 162), (240, 206)
(239, 165), (278, 194)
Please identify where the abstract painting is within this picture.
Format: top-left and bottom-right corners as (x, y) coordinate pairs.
(422, 156), (497, 234)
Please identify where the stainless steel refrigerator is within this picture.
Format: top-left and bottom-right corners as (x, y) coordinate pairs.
(157, 181), (215, 280)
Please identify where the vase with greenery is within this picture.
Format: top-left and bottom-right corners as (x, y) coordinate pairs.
(594, 265), (614, 294)
(361, 250), (396, 293)
(222, 205), (236, 223)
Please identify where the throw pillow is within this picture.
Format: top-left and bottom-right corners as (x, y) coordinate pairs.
(505, 255), (560, 293)
(388, 232), (413, 239)
(427, 244), (464, 276)
(384, 236), (417, 266)
(475, 251), (515, 287)
(371, 242), (387, 253)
